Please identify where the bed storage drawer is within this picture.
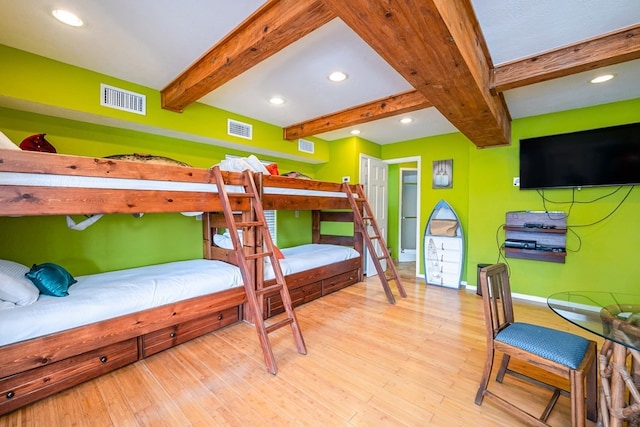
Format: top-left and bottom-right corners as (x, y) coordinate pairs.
(0, 338), (138, 415)
(323, 270), (359, 295)
(267, 281), (322, 317)
(142, 306), (239, 357)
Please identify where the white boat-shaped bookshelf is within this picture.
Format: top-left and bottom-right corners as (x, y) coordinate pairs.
(423, 200), (464, 288)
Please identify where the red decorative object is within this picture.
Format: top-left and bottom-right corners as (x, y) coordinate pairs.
(266, 163), (279, 175)
(20, 134), (57, 153)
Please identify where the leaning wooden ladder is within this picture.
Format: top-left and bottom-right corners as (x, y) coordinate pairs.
(342, 183), (407, 304)
(212, 166), (306, 374)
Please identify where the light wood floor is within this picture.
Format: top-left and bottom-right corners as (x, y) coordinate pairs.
(0, 263), (601, 426)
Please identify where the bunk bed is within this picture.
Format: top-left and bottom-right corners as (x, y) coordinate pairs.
(204, 172), (365, 319)
(0, 149), (371, 414)
(0, 149), (251, 415)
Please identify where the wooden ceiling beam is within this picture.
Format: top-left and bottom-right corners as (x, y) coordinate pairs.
(323, 0), (511, 148)
(283, 90), (432, 140)
(493, 24), (640, 93)
(161, 0), (335, 112)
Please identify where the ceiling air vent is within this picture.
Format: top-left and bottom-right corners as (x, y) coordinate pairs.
(227, 119), (253, 140)
(100, 84), (146, 115)
(298, 139), (314, 154)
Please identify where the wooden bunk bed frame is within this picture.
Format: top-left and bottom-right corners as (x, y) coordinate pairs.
(0, 150), (373, 415)
(0, 150), (253, 415)
(251, 173), (364, 318)
(202, 172), (365, 319)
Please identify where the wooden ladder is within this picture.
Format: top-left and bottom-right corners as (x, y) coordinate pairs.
(342, 183), (407, 304)
(212, 166), (306, 374)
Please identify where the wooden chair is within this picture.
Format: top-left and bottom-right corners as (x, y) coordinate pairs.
(475, 263), (598, 426)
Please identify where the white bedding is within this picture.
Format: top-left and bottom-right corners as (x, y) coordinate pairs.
(0, 172), (351, 198)
(0, 259), (243, 347)
(0, 245), (360, 346)
(265, 244), (359, 280)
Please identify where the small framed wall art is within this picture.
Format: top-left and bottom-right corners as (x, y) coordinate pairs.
(432, 159), (453, 189)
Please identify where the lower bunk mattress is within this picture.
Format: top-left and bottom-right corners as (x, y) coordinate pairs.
(1, 244), (360, 346)
(0, 259), (244, 347)
(264, 243), (360, 280)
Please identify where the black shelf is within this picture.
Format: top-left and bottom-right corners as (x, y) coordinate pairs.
(503, 225), (566, 234)
(503, 247), (566, 263)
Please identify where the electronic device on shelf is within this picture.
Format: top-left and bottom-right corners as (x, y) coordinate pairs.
(504, 239), (537, 249)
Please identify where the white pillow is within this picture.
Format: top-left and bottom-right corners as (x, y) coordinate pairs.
(0, 130), (20, 150)
(245, 155), (270, 174)
(0, 259), (40, 305)
(213, 233), (234, 249)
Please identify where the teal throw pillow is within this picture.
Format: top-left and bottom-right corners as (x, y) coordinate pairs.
(25, 263), (77, 297)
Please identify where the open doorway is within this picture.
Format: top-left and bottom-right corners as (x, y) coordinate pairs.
(399, 168), (418, 262)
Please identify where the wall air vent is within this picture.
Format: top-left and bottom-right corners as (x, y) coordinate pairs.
(298, 139), (315, 154)
(227, 119), (253, 140)
(100, 84), (146, 115)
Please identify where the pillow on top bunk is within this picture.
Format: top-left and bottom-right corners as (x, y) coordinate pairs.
(25, 263), (77, 297)
(0, 259), (40, 306)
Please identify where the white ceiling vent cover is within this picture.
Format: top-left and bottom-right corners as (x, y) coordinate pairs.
(100, 84), (146, 115)
(298, 139), (314, 154)
(227, 119), (253, 140)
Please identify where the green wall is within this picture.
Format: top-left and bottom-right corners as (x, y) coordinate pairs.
(468, 99), (640, 296)
(382, 98), (639, 297)
(2, 43), (639, 298)
(382, 132), (471, 279)
(0, 44), (330, 163)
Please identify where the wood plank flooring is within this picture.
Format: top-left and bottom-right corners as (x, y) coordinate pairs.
(0, 263), (601, 426)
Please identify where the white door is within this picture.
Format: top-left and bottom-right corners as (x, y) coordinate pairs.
(360, 155), (388, 277)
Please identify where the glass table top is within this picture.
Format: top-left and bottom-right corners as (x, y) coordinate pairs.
(547, 291), (640, 351)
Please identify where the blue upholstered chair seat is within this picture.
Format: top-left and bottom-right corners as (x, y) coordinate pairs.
(496, 322), (589, 369)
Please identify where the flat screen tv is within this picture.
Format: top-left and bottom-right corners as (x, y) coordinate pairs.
(519, 122), (640, 189)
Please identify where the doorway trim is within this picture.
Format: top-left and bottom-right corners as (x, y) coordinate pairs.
(384, 156), (422, 278)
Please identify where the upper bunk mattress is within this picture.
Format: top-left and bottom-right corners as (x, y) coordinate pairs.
(0, 259), (243, 347)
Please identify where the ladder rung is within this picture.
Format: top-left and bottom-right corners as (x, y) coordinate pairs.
(256, 284), (284, 296)
(231, 193), (256, 198)
(235, 221), (264, 227)
(245, 252), (272, 260)
(265, 318), (294, 334)
(369, 235), (381, 240)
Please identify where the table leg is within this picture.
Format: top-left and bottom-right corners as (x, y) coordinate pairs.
(610, 342), (627, 427)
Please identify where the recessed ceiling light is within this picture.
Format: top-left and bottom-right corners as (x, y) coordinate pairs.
(400, 117), (413, 124)
(52, 9), (84, 27)
(350, 129), (361, 135)
(269, 96), (285, 105)
(590, 74), (614, 84)
(328, 71), (348, 82)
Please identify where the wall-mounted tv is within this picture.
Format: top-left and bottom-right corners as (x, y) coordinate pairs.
(519, 122), (640, 189)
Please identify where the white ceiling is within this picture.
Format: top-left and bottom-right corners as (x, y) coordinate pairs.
(0, 0), (639, 145)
